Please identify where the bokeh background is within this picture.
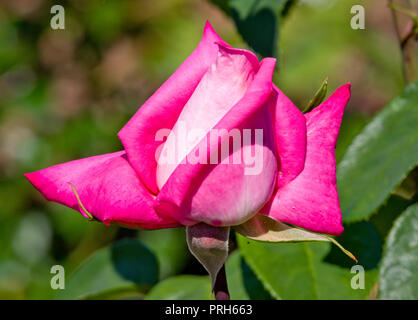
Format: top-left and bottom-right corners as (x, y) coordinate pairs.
(0, 0), (415, 299)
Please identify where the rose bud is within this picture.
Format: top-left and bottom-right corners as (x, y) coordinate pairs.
(25, 22), (352, 293)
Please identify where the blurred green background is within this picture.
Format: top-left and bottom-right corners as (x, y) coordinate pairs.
(0, 0), (414, 299)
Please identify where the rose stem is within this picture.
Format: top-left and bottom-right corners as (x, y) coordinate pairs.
(213, 264), (230, 300)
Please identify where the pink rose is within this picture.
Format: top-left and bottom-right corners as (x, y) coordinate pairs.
(25, 22), (350, 236)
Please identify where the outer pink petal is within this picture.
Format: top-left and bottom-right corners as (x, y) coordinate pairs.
(155, 58), (277, 226)
(24, 151), (180, 229)
(118, 21), (229, 194)
(261, 83), (351, 236)
(271, 85), (307, 187)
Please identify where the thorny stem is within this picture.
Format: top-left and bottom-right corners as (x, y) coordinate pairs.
(388, 0), (418, 84)
(213, 264), (230, 300)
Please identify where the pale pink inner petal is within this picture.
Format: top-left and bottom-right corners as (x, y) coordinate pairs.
(156, 45), (259, 189)
(154, 57), (278, 227)
(118, 21), (228, 194)
(186, 102), (277, 226)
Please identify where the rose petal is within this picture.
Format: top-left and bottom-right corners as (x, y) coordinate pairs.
(118, 21), (228, 194)
(262, 83), (351, 235)
(155, 58), (277, 226)
(156, 44), (260, 189)
(24, 151), (179, 229)
(271, 85), (307, 187)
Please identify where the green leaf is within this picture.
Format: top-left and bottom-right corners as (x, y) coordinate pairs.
(237, 222), (381, 299)
(226, 251), (272, 300)
(56, 239), (158, 300)
(379, 203), (418, 299)
(338, 81), (418, 222)
(235, 215), (357, 262)
(335, 113), (369, 163)
(369, 194), (415, 239)
(145, 251), (271, 300)
(146, 275), (212, 300)
(210, 0), (290, 57)
(391, 168), (418, 200)
(138, 227), (190, 280)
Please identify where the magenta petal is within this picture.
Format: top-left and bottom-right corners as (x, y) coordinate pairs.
(155, 57), (277, 226)
(262, 84), (351, 235)
(118, 21), (229, 194)
(271, 85), (307, 187)
(24, 151), (179, 229)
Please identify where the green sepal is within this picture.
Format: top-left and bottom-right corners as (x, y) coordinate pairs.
(69, 182), (94, 220)
(235, 214), (357, 262)
(304, 77), (328, 113)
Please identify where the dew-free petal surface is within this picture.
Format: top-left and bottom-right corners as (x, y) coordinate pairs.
(156, 45), (259, 189)
(262, 84), (351, 235)
(118, 22), (228, 194)
(155, 58), (277, 227)
(25, 151), (179, 229)
(271, 85), (307, 187)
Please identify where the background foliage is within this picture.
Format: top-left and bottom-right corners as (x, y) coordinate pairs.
(0, 0), (416, 299)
